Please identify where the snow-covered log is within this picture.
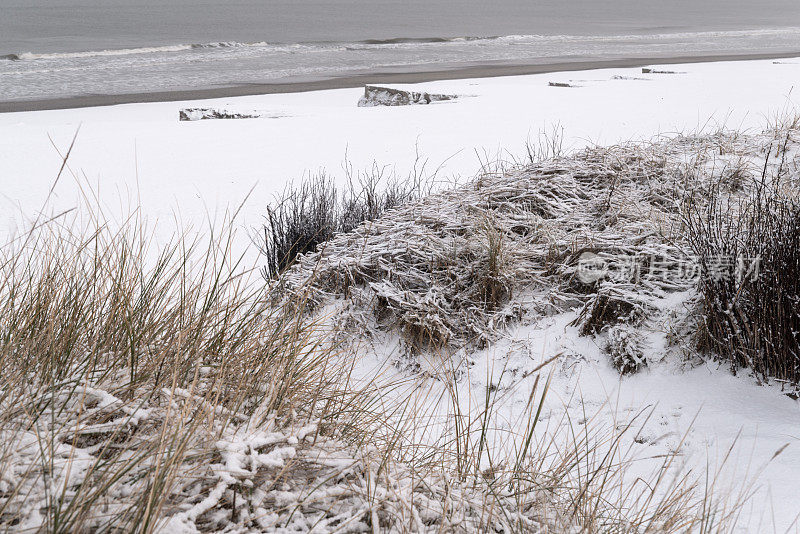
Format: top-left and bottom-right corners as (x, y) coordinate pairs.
(179, 108), (272, 121)
(357, 85), (457, 107)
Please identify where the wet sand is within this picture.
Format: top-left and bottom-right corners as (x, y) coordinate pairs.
(2, 51), (799, 113)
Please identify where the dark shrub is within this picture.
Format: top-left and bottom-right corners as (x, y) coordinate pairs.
(261, 174), (338, 280)
(686, 179), (800, 384)
(260, 168), (430, 279)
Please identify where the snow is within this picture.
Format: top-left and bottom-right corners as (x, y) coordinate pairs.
(347, 305), (800, 531)
(280, 115), (800, 530)
(496, 312), (800, 531)
(1, 56), (800, 530)
(1, 57), (799, 251)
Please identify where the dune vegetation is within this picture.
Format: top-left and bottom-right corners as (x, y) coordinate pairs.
(2, 116), (799, 532)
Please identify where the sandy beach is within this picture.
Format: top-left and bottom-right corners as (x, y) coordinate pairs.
(3, 51), (800, 113)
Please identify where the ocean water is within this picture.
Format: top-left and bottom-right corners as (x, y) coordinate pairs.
(2, 0), (800, 102)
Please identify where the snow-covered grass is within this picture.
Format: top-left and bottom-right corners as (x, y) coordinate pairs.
(278, 120), (800, 532)
(2, 56), (800, 532)
(0, 189), (375, 531)
(0, 168), (758, 532)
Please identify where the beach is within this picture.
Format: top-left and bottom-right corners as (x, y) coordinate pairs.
(3, 55), (799, 239)
(2, 53), (800, 531)
(5, 1), (800, 530)
(2, 51), (800, 113)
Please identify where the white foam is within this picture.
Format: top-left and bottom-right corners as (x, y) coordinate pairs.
(14, 44), (194, 61)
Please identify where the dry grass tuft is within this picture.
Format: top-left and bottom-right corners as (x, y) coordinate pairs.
(0, 207), (353, 532)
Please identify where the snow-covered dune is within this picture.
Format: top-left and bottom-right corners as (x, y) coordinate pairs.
(1, 56), (800, 531)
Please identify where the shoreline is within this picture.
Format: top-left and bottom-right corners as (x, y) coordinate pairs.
(2, 50), (799, 113)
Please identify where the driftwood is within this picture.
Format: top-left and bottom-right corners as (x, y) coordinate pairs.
(358, 85), (457, 107)
(641, 68), (683, 75)
(611, 75), (651, 81)
(179, 108), (282, 121)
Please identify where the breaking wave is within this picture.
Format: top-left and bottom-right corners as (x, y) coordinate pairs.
(356, 36), (488, 45)
(0, 40), (320, 61)
(2, 27), (800, 62)
(1, 44), (195, 61)
(190, 41), (249, 49)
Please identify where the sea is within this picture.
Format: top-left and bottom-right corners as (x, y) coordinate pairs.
(2, 0), (800, 102)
